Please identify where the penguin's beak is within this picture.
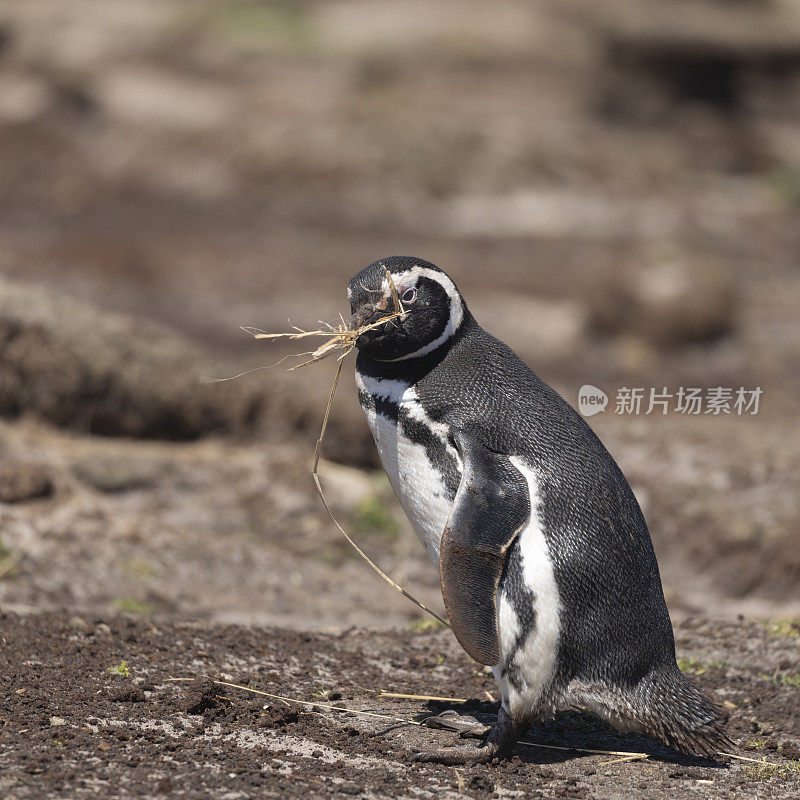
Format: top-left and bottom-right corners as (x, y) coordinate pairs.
(351, 301), (396, 347)
(350, 302), (394, 330)
(350, 303), (375, 330)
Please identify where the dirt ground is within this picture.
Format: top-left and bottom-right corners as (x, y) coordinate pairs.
(1, 612), (799, 799)
(1, 0), (799, 614)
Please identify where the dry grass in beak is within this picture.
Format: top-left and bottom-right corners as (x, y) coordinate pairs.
(242, 268), (408, 369)
(244, 269), (450, 628)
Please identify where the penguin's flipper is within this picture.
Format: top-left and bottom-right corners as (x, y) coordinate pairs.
(440, 432), (530, 666)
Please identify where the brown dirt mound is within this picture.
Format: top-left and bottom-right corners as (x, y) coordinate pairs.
(0, 277), (264, 440)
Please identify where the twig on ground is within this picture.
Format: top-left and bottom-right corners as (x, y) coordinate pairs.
(598, 753), (649, 765)
(721, 752), (780, 765)
(517, 739), (649, 759)
(373, 691), (468, 703)
(164, 677), (421, 726)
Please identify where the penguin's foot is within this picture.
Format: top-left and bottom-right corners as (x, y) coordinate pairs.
(412, 741), (500, 765)
(412, 707), (525, 765)
(422, 710), (492, 739)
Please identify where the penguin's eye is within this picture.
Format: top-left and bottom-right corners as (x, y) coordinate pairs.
(401, 288), (417, 304)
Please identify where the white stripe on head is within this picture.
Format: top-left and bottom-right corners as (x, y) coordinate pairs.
(381, 266), (464, 361)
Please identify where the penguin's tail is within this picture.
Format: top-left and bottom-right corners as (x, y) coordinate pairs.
(632, 665), (734, 759)
(573, 664), (734, 759)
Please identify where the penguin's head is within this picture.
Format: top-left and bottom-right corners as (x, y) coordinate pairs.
(348, 256), (467, 362)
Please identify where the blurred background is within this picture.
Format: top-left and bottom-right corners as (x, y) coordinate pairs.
(0, 0), (798, 630)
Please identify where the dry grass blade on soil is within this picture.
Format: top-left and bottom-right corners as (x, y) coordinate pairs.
(372, 690), (469, 703)
(164, 678), (421, 726)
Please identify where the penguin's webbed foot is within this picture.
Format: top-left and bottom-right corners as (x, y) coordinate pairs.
(412, 741), (500, 765)
(422, 710), (492, 739)
(412, 706), (525, 765)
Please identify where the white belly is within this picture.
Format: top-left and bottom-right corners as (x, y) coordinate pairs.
(493, 456), (562, 714)
(355, 372), (461, 565)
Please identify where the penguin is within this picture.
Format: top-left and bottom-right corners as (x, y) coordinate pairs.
(348, 256), (731, 764)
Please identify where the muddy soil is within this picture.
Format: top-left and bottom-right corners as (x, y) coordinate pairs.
(1, 612), (798, 799)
